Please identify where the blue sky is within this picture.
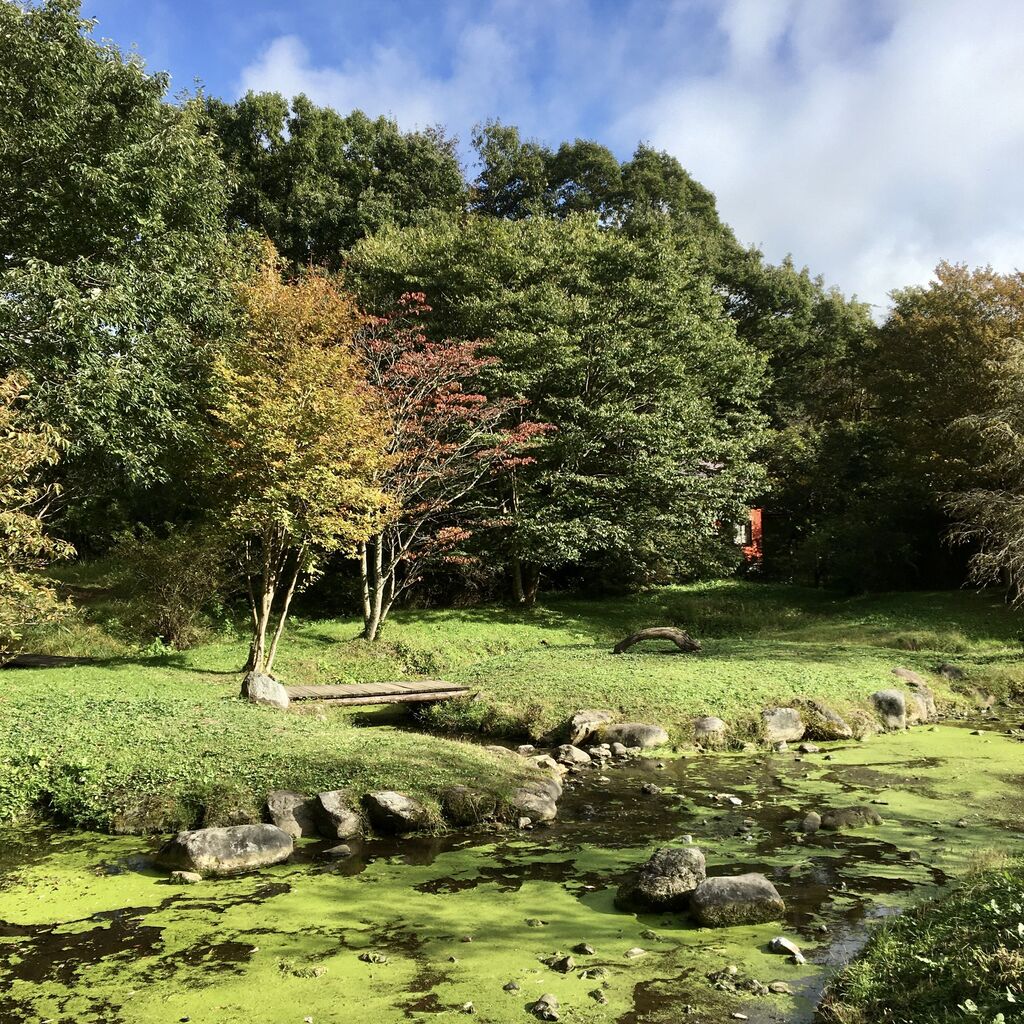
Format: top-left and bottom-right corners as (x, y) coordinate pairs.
(79, 0), (1024, 309)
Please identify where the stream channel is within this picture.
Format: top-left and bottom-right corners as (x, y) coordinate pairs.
(0, 719), (1022, 1024)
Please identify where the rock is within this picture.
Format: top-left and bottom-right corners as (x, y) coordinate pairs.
(441, 786), (497, 826)
(361, 791), (430, 834)
(819, 805), (883, 830)
(798, 742), (820, 754)
(640, 782), (661, 795)
(769, 936), (806, 964)
(773, 741), (789, 752)
(548, 955), (574, 973)
(907, 690), (935, 724)
(157, 824), (293, 877)
(315, 791), (363, 840)
(324, 843), (353, 859)
(872, 690), (908, 730)
(761, 708), (805, 743)
(553, 744), (592, 766)
(611, 742), (629, 757)
(590, 989), (608, 1004)
(793, 698), (853, 740)
(266, 790), (319, 838)
(892, 666), (929, 688)
(694, 716), (728, 746)
(461, 1002), (475, 1014)
(502, 981), (520, 993)
(768, 981), (793, 994)
(530, 753), (566, 774)
(169, 870), (202, 884)
(614, 846), (707, 912)
(510, 777), (560, 821)
(532, 993), (560, 1021)
(597, 722), (670, 749)
(690, 874), (786, 927)
(568, 709), (616, 745)
(240, 672), (289, 710)
(801, 811), (822, 833)
(573, 942), (595, 955)
(516, 744), (536, 756)
(937, 663), (965, 681)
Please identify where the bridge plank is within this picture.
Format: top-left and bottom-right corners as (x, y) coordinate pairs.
(283, 680), (469, 705)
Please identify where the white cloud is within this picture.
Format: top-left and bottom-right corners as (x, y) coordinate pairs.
(238, 0), (1024, 308)
(617, 0), (1024, 306)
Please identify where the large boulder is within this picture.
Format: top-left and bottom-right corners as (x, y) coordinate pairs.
(441, 786), (498, 826)
(240, 672), (289, 710)
(510, 773), (562, 822)
(553, 744), (592, 766)
(820, 805), (883, 831)
(315, 790), (363, 839)
(567, 710), (616, 745)
(362, 791), (430, 834)
(794, 698), (853, 740)
(597, 722), (670, 749)
(693, 716), (728, 747)
(266, 790), (319, 838)
(157, 824), (292, 877)
(761, 708), (805, 743)
(614, 846), (707, 912)
(690, 873), (786, 927)
(872, 690), (907, 730)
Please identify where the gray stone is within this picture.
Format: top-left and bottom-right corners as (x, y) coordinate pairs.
(798, 742), (820, 754)
(769, 936), (806, 964)
(567, 709), (616, 745)
(937, 663), (965, 681)
(761, 708), (805, 743)
(792, 698), (853, 740)
(442, 786), (498, 826)
(362, 791), (430, 833)
(315, 790), (363, 839)
(266, 790), (319, 838)
(240, 672), (289, 710)
(157, 824), (293, 877)
(510, 785), (558, 822)
(801, 811), (822, 833)
(690, 873), (786, 927)
(597, 722), (670, 749)
(533, 993), (560, 1021)
(872, 689), (908, 730)
(324, 843), (353, 858)
(611, 742), (629, 757)
(893, 666), (929, 688)
(553, 744), (592, 766)
(694, 716), (728, 746)
(615, 846), (707, 912)
(169, 870), (202, 884)
(820, 805), (883, 830)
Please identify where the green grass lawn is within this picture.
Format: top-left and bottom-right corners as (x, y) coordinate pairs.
(3, 577), (1022, 832)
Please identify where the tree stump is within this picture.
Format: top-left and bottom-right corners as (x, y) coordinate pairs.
(613, 627), (701, 655)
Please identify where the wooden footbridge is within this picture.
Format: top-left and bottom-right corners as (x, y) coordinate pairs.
(283, 680), (470, 707)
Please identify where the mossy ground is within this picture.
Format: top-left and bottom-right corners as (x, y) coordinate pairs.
(4, 576), (1023, 831)
(0, 724), (1021, 1024)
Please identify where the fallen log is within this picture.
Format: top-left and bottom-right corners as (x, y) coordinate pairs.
(613, 626), (701, 655)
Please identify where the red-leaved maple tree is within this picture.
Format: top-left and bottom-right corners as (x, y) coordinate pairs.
(355, 293), (547, 640)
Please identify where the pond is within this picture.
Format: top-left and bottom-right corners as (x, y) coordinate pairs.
(1, 721), (1022, 1023)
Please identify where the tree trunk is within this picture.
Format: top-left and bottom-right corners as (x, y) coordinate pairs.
(511, 558), (526, 604)
(265, 546), (305, 674)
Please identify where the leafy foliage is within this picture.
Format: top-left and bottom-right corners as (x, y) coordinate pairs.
(211, 248), (391, 670)
(0, 373), (74, 662)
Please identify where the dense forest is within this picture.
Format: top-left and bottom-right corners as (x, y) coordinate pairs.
(4, 0), (1024, 661)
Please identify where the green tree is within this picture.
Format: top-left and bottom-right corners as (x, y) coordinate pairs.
(205, 93), (465, 267)
(348, 213), (768, 599)
(0, 0), (240, 540)
(212, 250), (391, 674)
(0, 373), (74, 663)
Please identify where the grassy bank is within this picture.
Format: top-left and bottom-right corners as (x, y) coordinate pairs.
(2, 577), (1022, 831)
(819, 859), (1024, 1023)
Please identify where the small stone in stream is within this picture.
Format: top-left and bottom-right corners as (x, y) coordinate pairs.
(774, 741), (788, 752)
(655, 761), (666, 769)
(517, 744), (536, 755)
(503, 981), (520, 993)
(768, 981), (792, 994)
(624, 947), (646, 959)
(461, 1003), (475, 1014)
(971, 729), (984, 736)
(448, 956), (458, 963)
(816, 923), (829, 933)
(820, 805), (883, 831)
(525, 918), (548, 927)
(769, 936), (806, 964)
(572, 943), (595, 955)
(532, 993), (560, 1021)
(580, 966), (607, 980)
(359, 952), (388, 964)
(798, 742), (820, 753)
(611, 742), (629, 757)
(732, 1015), (749, 1021)
(324, 843), (352, 859)
(589, 989), (608, 1004)
(823, 754), (833, 761)
(460, 935), (473, 942)
(517, 817), (532, 829)
(691, 875), (785, 927)
(547, 955), (574, 973)
(169, 870), (202, 884)
(801, 812), (821, 833)
(956, 818), (969, 828)
(640, 929), (662, 941)
(641, 782), (661, 795)
(871, 799), (888, 805)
